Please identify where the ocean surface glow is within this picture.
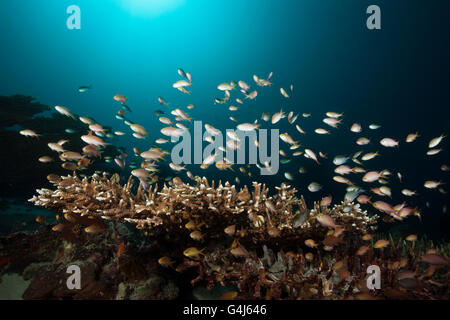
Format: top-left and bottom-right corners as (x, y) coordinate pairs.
(119, 0), (185, 17)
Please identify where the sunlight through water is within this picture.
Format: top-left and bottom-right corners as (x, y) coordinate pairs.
(118, 0), (185, 17)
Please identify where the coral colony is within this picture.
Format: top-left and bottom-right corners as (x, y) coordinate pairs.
(28, 172), (449, 299)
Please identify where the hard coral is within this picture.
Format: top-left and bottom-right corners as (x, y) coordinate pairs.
(29, 173), (377, 246)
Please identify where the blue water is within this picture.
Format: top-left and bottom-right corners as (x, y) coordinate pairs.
(0, 0), (449, 239)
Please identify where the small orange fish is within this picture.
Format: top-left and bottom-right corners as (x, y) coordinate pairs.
(230, 245), (249, 257)
(361, 234), (373, 241)
(332, 260), (344, 271)
(283, 252), (295, 260)
(267, 226), (280, 237)
(316, 214), (336, 229)
(52, 223), (65, 232)
(224, 225), (236, 236)
(85, 223), (107, 234)
(117, 241), (125, 257)
(175, 264), (188, 273)
(320, 195), (332, 207)
(305, 252), (314, 261)
(158, 256), (175, 268)
(183, 247), (205, 258)
(190, 230), (204, 241)
(304, 239), (318, 248)
(374, 239), (390, 249)
(78, 157), (91, 168)
(405, 234), (417, 241)
(356, 245), (370, 256)
(185, 220), (197, 230)
(35, 216), (46, 223)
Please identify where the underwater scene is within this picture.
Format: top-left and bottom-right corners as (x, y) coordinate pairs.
(0, 0), (449, 303)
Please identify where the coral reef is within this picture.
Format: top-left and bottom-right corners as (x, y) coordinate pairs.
(23, 172), (450, 299)
(0, 95), (50, 129)
(184, 238), (450, 299)
(0, 227), (178, 300)
(29, 173), (377, 246)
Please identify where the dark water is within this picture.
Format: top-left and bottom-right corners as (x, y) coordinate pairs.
(1, 0), (449, 239)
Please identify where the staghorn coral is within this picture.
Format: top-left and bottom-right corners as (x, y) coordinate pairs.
(29, 172), (377, 247)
